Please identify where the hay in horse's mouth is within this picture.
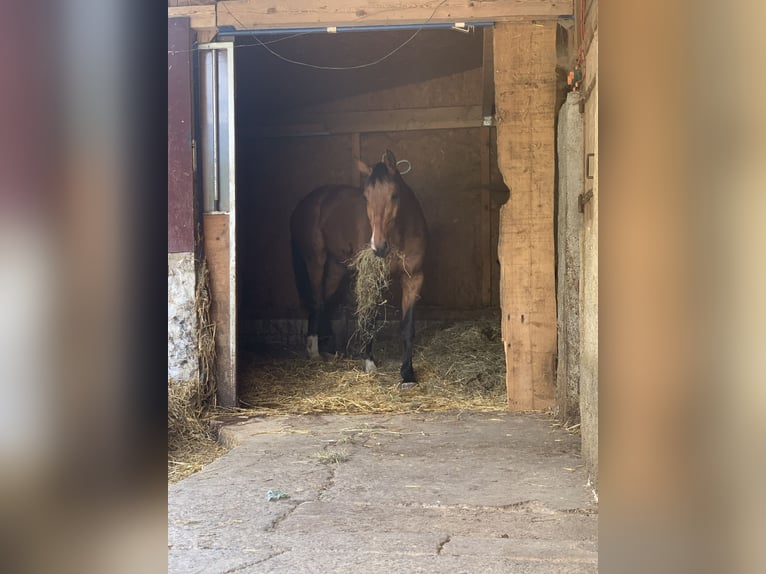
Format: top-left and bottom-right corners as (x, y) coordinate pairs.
(347, 248), (392, 347)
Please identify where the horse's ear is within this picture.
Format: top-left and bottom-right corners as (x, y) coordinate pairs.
(356, 160), (372, 177)
(383, 150), (397, 173)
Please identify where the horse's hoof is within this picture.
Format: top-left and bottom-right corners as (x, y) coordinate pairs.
(364, 359), (377, 373)
(399, 381), (418, 390)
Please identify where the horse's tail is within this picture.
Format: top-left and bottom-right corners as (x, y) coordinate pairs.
(291, 235), (311, 311)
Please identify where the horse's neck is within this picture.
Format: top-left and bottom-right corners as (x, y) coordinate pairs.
(399, 188), (424, 226)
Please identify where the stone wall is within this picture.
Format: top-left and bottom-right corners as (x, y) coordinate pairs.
(168, 252), (198, 383)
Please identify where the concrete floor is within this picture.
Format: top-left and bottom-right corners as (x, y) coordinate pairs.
(168, 411), (598, 573)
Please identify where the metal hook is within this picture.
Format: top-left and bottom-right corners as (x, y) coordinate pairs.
(396, 159), (412, 175)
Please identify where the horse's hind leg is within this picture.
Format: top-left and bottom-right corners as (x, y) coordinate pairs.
(319, 260), (347, 356)
(304, 251), (327, 360)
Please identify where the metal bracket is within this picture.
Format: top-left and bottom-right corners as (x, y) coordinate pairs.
(578, 189), (593, 213)
(586, 153), (595, 179)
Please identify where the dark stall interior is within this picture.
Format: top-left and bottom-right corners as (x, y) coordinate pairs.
(233, 27), (509, 353)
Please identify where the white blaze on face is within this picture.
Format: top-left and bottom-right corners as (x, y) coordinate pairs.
(370, 228), (376, 250)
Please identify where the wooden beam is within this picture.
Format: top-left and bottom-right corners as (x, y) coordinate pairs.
(481, 27), (495, 118)
(251, 105), (484, 138)
(494, 21), (557, 411)
(168, 5), (217, 29)
(217, 0), (572, 29)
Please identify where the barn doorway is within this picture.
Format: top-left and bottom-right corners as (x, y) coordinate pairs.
(226, 25), (510, 411)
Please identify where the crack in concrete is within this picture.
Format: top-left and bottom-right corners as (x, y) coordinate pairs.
(393, 500), (597, 515)
(265, 502), (301, 532)
(317, 464), (337, 501)
(265, 465), (338, 532)
(436, 534), (451, 555)
(221, 549), (289, 573)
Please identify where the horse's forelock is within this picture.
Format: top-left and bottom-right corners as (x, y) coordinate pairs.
(368, 162), (392, 186)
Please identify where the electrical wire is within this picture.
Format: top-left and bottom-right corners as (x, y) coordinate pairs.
(219, 0), (451, 70)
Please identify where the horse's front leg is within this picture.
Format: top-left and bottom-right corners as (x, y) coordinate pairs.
(400, 271), (424, 388)
(362, 338), (376, 374)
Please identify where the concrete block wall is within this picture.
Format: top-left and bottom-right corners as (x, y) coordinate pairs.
(555, 91), (583, 424)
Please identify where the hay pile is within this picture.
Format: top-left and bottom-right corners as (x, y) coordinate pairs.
(238, 319), (507, 415)
(414, 322), (506, 398)
(168, 259), (226, 483)
(168, 378), (226, 483)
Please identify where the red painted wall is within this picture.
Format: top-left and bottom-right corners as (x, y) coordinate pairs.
(168, 18), (194, 253)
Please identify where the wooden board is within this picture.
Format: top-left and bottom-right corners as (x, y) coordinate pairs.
(168, 18), (195, 253)
(168, 5), (216, 29)
(494, 22), (557, 411)
(216, 0), (572, 29)
(203, 213), (236, 406)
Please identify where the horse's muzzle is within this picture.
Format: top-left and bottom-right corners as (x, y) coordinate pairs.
(372, 242), (389, 258)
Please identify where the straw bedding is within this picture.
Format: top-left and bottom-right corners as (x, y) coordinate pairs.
(238, 320), (507, 415)
(168, 259), (226, 483)
(169, 320), (506, 483)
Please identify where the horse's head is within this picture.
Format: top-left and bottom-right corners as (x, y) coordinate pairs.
(357, 150), (402, 258)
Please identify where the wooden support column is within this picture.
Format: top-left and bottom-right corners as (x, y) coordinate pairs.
(494, 22), (557, 411)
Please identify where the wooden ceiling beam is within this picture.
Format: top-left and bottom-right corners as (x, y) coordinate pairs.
(215, 0), (572, 30)
(168, 5), (216, 30)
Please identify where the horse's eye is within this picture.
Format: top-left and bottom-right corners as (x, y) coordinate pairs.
(392, 193), (400, 201)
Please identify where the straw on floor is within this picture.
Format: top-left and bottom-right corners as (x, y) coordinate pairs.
(238, 320), (507, 415)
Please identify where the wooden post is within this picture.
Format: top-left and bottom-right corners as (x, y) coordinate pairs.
(494, 22), (557, 411)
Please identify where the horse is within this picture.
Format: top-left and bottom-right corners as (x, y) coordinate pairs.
(290, 150), (428, 388)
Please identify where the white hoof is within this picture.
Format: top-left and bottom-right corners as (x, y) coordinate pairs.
(364, 359), (377, 373)
(306, 335), (320, 359)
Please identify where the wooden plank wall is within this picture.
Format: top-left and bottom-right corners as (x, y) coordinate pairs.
(494, 22), (557, 411)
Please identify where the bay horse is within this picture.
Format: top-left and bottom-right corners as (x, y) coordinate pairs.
(290, 150), (427, 387)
